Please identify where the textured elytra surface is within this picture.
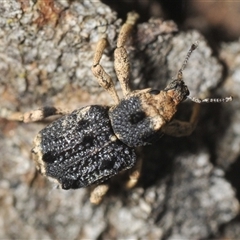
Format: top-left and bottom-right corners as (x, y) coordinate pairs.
(33, 105), (136, 189)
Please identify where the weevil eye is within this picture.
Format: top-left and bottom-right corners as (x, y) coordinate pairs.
(149, 89), (160, 95)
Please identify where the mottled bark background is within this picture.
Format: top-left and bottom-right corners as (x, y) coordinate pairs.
(0, 0), (240, 239)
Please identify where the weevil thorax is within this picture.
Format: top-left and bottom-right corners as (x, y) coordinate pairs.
(109, 79), (189, 147)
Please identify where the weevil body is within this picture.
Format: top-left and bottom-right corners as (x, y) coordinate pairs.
(31, 81), (188, 189)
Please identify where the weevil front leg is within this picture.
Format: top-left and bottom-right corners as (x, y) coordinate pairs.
(0, 106), (70, 123)
(114, 12), (139, 96)
(162, 103), (200, 137)
(91, 24), (120, 104)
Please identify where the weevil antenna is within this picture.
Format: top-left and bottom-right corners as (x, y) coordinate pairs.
(187, 95), (233, 103)
(177, 41), (199, 81)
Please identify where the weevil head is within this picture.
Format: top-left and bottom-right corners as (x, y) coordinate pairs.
(164, 79), (190, 104)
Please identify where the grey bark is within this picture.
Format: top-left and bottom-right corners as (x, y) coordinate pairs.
(0, 0), (239, 239)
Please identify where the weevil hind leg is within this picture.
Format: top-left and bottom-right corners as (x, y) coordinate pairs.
(89, 158), (142, 204)
(89, 184), (110, 205)
(162, 103), (200, 137)
(125, 157), (142, 189)
(0, 106), (70, 123)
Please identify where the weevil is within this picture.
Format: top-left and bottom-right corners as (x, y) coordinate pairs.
(1, 12), (232, 204)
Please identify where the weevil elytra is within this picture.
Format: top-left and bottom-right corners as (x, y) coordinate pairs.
(1, 12), (232, 204)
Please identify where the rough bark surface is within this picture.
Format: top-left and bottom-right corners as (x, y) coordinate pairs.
(0, 0), (239, 239)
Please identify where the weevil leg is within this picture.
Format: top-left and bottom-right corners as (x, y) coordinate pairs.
(89, 184), (109, 205)
(162, 103), (200, 137)
(125, 157), (142, 189)
(0, 106), (70, 123)
(91, 24), (120, 104)
(114, 12), (139, 96)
